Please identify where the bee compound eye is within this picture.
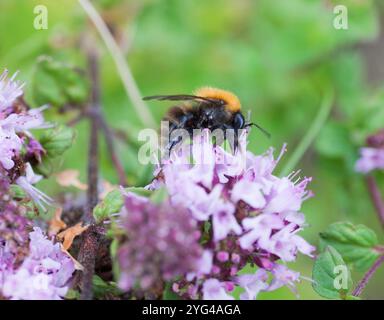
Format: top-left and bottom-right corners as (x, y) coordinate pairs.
(233, 113), (245, 129)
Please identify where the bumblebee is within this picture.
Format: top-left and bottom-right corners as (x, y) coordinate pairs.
(143, 87), (269, 151)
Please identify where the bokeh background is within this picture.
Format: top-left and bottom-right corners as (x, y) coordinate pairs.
(1, 0), (384, 299)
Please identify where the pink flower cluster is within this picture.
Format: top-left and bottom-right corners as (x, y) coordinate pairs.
(118, 193), (204, 292)
(355, 148), (384, 173)
(0, 69), (72, 300)
(0, 227), (75, 300)
(355, 130), (384, 174)
(0, 69), (52, 209)
(119, 130), (315, 299)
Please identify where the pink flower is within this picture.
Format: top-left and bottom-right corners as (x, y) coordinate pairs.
(117, 192), (204, 291)
(0, 126), (21, 170)
(0, 242), (14, 286)
(0, 69), (49, 174)
(244, 146), (284, 181)
(268, 264), (301, 293)
(239, 213), (285, 250)
(214, 144), (246, 183)
(236, 269), (269, 300)
(1, 228), (75, 300)
(202, 279), (234, 300)
(240, 212), (315, 261)
(258, 225), (313, 262)
(231, 179), (266, 209)
(28, 225), (57, 260)
(263, 177), (312, 214)
(211, 200), (241, 241)
(0, 70), (24, 111)
(26, 138), (45, 162)
(1, 106), (51, 132)
(16, 163), (53, 210)
(146, 130), (314, 299)
(355, 147), (384, 174)
(186, 250), (213, 281)
(3, 269), (68, 300)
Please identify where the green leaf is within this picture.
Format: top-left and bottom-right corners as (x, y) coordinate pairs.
(9, 185), (37, 218)
(34, 125), (76, 176)
(32, 56), (89, 107)
(93, 189), (124, 223)
(150, 187), (168, 204)
(312, 246), (353, 299)
(92, 275), (121, 299)
(345, 295), (361, 300)
(93, 187), (152, 223)
(163, 282), (181, 300)
(9, 184), (26, 199)
(34, 159), (54, 177)
(39, 124), (76, 158)
(65, 289), (80, 300)
(319, 222), (380, 272)
(125, 187), (153, 198)
(110, 238), (121, 282)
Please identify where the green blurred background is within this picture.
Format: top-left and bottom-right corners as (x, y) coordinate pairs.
(1, 0), (384, 299)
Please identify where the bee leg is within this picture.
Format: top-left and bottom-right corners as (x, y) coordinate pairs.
(166, 114), (193, 153)
(166, 128), (183, 154)
(219, 124), (237, 152)
(230, 129), (237, 154)
(226, 125), (239, 154)
(167, 136), (182, 151)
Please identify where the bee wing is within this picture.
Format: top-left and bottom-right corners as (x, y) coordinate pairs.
(143, 94), (218, 104)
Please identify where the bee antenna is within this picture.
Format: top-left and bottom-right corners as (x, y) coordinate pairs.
(245, 122), (271, 138)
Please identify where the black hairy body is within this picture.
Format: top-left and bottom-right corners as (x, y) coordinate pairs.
(143, 88), (269, 152)
(164, 102), (245, 150)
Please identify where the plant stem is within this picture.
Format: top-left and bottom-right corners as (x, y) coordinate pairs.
(98, 114), (127, 186)
(280, 90), (334, 177)
(352, 255), (384, 297)
(86, 53), (100, 221)
(66, 109), (127, 186)
(77, 225), (100, 300)
(365, 175), (384, 227)
(76, 50), (101, 300)
(78, 0), (156, 128)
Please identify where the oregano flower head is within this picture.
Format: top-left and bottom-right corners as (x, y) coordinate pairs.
(118, 130), (315, 299)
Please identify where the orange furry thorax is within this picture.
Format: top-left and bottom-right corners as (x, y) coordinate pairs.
(194, 87), (241, 112)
